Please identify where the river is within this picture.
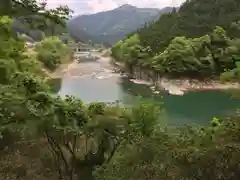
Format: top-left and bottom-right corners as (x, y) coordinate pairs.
(58, 54), (240, 126)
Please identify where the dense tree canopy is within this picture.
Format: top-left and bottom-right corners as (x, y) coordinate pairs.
(112, 0), (240, 78)
(138, 0), (240, 54)
(112, 27), (240, 79)
(113, 27), (239, 76)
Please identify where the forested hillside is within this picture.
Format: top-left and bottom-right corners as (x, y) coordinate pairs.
(112, 0), (240, 80)
(68, 4), (175, 45)
(67, 25), (105, 45)
(138, 0), (240, 53)
(12, 15), (70, 41)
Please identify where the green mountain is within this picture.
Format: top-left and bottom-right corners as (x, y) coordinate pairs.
(111, 0), (240, 77)
(137, 0), (240, 53)
(67, 4), (175, 45)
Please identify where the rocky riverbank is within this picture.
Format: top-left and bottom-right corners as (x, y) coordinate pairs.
(156, 78), (240, 95)
(131, 75), (240, 96)
(112, 61), (240, 95)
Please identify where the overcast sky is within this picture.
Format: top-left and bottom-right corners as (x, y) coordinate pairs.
(47, 0), (185, 15)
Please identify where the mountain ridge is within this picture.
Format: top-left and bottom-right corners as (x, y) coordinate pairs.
(68, 5), (176, 45)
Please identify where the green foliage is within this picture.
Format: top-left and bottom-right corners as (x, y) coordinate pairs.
(0, 16), (13, 37)
(219, 38), (240, 81)
(35, 36), (70, 70)
(37, 51), (61, 70)
(112, 34), (151, 71)
(138, 0), (240, 54)
(98, 114), (240, 180)
(106, 3), (240, 177)
(47, 77), (62, 93)
(129, 100), (162, 137)
(112, 26), (240, 77)
(111, 0), (240, 78)
(87, 102), (106, 116)
(220, 70), (237, 82)
(0, 2), (75, 179)
(1, 1), (240, 180)
(220, 64), (240, 82)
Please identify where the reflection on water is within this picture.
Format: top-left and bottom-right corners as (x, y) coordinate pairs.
(59, 72), (123, 103)
(59, 72), (240, 125)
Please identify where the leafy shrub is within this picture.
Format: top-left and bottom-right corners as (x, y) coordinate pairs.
(37, 50), (61, 70)
(220, 70), (236, 82)
(87, 102), (106, 116)
(220, 61), (240, 82)
(35, 36), (70, 70)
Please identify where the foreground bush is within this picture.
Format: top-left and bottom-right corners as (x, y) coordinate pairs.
(97, 115), (240, 180)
